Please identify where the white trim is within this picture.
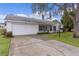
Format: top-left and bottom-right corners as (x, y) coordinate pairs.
(5, 20), (39, 25)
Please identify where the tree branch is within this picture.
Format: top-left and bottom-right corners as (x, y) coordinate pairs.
(53, 3), (75, 21)
(53, 3), (65, 10)
(68, 14), (75, 21)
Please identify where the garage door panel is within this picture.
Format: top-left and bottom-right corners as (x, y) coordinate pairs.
(12, 23), (38, 36)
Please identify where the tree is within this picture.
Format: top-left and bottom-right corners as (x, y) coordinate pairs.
(32, 3), (51, 20)
(53, 3), (79, 38)
(32, 3), (79, 38)
(61, 10), (74, 32)
(53, 20), (59, 22)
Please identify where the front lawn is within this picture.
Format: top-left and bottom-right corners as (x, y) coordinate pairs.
(0, 35), (10, 56)
(47, 32), (79, 47)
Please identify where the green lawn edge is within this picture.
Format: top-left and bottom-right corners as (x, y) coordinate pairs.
(0, 35), (11, 56)
(47, 32), (79, 47)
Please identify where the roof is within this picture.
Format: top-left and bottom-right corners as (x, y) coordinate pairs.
(52, 20), (63, 26)
(5, 15), (53, 25)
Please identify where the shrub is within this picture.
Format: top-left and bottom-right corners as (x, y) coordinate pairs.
(6, 32), (13, 37)
(0, 28), (6, 35)
(37, 32), (49, 34)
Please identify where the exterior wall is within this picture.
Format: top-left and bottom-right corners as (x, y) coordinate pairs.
(6, 22), (12, 32)
(52, 23), (63, 32)
(56, 23), (60, 31)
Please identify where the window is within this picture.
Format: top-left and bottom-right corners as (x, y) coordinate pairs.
(39, 25), (44, 31)
(39, 25), (47, 31)
(53, 26), (56, 31)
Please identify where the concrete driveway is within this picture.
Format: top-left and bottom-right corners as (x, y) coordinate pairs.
(9, 35), (79, 56)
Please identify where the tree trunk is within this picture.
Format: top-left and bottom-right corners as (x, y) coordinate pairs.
(73, 13), (79, 37)
(73, 4), (79, 38)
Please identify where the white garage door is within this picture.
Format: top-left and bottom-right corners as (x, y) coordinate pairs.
(12, 23), (38, 36)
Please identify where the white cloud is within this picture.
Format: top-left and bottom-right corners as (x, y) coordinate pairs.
(0, 15), (6, 23)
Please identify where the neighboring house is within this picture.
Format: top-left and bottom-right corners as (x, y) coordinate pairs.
(0, 23), (5, 28)
(5, 15), (54, 36)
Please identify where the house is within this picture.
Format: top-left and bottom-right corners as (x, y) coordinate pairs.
(52, 20), (63, 32)
(0, 23), (5, 28)
(5, 14), (54, 36)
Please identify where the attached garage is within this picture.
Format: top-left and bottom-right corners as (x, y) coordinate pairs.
(12, 23), (38, 36)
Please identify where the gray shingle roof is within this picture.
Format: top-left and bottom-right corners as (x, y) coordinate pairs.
(5, 15), (53, 25)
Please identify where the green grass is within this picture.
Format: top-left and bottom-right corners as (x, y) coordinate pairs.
(47, 32), (79, 47)
(0, 35), (10, 56)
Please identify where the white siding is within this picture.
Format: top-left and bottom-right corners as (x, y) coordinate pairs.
(6, 22), (12, 32)
(12, 22), (39, 36)
(56, 23), (60, 31)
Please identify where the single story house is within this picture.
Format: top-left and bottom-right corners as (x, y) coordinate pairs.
(5, 15), (53, 36)
(5, 15), (63, 36)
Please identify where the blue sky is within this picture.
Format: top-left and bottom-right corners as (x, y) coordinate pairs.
(0, 3), (61, 23)
(0, 3), (32, 22)
(0, 3), (32, 14)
